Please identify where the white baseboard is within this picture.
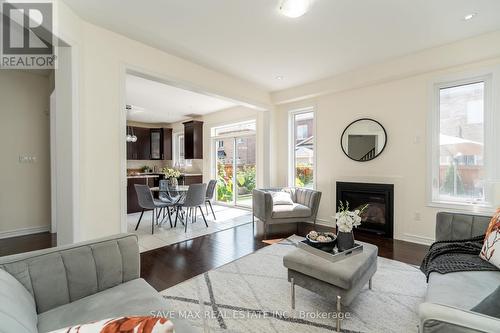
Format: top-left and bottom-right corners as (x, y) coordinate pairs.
(314, 218), (335, 228)
(309, 220), (434, 246)
(400, 233), (434, 246)
(0, 226), (50, 239)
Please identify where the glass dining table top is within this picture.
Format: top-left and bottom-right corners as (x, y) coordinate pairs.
(150, 185), (190, 192)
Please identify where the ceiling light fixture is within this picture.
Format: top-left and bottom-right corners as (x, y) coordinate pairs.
(126, 104), (145, 113)
(279, 0), (311, 18)
(463, 13), (477, 21)
(275, 75), (284, 80)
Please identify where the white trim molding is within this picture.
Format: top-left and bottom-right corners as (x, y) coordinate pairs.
(0, 226), (50, 240)
(400, 233), (435, 246)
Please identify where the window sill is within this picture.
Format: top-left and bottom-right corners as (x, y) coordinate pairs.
(427, 201), (495, 215)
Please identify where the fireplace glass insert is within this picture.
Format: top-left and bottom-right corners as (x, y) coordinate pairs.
(336, 182), (394, 237)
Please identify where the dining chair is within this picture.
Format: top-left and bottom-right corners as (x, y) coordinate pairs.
(158, 180), (177, 227)
(134, 184), (171, 234)
(205, 179), (217, 220)
(174, 183), (208, 232)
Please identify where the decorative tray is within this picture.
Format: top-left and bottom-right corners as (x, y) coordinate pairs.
(297, 240), (363, 264)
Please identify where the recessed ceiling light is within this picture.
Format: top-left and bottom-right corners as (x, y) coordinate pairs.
(463, 13), (477, 21)
(275, 75), (284, 80)
(279, 0), (311, 18)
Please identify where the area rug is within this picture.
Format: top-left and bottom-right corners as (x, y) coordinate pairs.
(129, 205), (253, 252)
(160, 236), (427, 333)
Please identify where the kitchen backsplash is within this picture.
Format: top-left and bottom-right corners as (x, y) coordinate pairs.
(126, 159), (203, 174)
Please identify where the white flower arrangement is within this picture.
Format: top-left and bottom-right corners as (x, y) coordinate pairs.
(334, 201), (368, 233)
(162, 167), (181, 179)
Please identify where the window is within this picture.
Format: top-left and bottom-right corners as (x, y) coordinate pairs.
(430, 76), (493, 207)
(212, 121), (256, 137)
(296, 124), (308, 140)
(173, 133), (191, 167)
(289, 109), (315, 188)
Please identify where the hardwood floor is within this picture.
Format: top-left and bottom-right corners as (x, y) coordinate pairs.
(141, 223), (269, 290)
(0, 232), (57, 256)
(141, 222), (429, 291)
(0, 222), (429, 292)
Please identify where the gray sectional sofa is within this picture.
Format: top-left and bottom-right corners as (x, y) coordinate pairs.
(0, 233), (191, 333)
(419, 212), (500, 333)
(252, 187), (322, 238)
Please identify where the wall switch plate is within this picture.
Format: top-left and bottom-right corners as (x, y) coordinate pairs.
(414, 212), (422, 221)
(19, 155), (37, 163)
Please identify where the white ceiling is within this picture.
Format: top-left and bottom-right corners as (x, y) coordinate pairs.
(64, 0), (500, 91)
(126, 74), (237, 123)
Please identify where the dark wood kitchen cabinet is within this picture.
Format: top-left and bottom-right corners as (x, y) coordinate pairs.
(136, 127), (151, 160)
(183, 120), (203, 159)
(127, 176), (159, 214)
(127, 127), (149, 160)
(127, 127), (173, 160)
(151, 128), (173, 160)
(163, 128), (173, 160)
(181, 175), (203, 185)
(150, 129), (163, 160)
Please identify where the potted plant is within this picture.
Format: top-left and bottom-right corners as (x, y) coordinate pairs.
(334, 201), (368, 251)
(162, 167), (181, 186)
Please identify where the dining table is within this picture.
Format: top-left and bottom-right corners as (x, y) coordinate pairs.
(150, 185), (189, 196)
(150, 185), (190, 226)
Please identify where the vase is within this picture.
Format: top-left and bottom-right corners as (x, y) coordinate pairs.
(337, 231), (355, 251)
(168, 177), (178, 187)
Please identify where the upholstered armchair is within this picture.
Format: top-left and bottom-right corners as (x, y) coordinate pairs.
(252, 187), (322, 239)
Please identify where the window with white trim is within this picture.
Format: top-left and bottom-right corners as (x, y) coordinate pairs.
(289, 109), (315, 188)
(430, 75), (493, 206)
(173, 133), (191, 167)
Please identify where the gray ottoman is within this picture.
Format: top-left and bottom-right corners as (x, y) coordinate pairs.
(283, 241), (378, 307)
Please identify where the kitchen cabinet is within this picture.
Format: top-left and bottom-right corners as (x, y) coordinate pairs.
(127, 127), (173, 160)
(150, 129), (163, 160)
(183, 120), (203, 159)
(181, 175), (203, 185)
(127, 176), (159, 214)
(163, 128), (173, 160)
(126, 127), (143, 160)
(136, 127), (151, 160)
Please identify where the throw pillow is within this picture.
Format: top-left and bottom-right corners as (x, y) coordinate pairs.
(471, 285), (500, 319)
(0, 269), (38, 333)
(480, 208), (500, 269)
(271, 191), (294, 205)
(48, 316), (175, 333)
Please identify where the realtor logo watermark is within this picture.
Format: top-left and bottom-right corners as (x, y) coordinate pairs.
(1, 2), (56, 69)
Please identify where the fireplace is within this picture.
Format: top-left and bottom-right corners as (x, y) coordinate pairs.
(336, 182), (394, 238)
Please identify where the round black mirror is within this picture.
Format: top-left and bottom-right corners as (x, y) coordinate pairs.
(341, 118), (387, 162)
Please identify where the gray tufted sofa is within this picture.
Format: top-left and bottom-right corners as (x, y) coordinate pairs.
(0, 233), (191, 333)
(252, 187), (322, 239)
(419, 212), (500, 333)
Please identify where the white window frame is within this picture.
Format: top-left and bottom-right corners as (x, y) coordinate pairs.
(173, 132), (191, 167)
(288, 107), (316, 188)
(428, 68), (500, 212)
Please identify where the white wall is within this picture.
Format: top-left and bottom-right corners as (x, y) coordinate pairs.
(0, 71), (51, 237)
(274, 57), (500, 245)
(55, 2), (271, 241)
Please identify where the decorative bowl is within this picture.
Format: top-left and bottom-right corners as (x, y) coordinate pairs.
(306, 231), (337, 252)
